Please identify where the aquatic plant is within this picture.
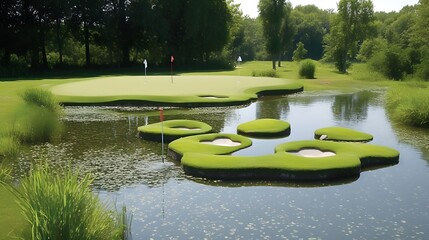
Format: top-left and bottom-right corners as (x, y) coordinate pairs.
(14, 165), (129, 240)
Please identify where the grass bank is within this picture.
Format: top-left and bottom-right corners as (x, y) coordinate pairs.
(385, 82), (429, 127)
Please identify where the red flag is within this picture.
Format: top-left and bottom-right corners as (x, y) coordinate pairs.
(159, 108), (164, 122)
(170, 55), (174, 63)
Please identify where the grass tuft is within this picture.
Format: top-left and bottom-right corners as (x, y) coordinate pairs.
(14, 165), (129, 240)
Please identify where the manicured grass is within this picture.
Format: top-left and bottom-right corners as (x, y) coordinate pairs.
(184, 61), (390, 92)
(179, 140), (399, 181)
(314, 127), (373, 142)
(168, 133), (253, 160)
(50, 75), (303, 106)
(138, 119), (213, 142)
(237, 118), (291, 138)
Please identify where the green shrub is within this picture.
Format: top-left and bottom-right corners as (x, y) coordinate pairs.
(251, 69), (279, 78)
(299, 59), (316, 79)
(385, 84), (429, 127)
(15, 165), (128, 240)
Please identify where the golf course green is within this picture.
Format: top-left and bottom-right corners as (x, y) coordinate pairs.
(50, 75), (304, 106)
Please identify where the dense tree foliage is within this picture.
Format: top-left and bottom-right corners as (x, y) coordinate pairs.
(323, 0), (375, 73)
(291, 5), (330, 60)
(0, 0), (234, 75)
(361, 0), (428, 80)
(0, 0), (426, 81)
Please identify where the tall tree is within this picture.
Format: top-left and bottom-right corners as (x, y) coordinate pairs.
(69, 0), (105, 66)
(292, 5), (331, 60)
(258, 0), (286, 70)
(323, 0), (375, 73)
(278, 1), (295, 67)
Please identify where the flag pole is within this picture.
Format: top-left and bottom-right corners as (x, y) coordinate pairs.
(170, 56), (174, 84)
(160, 107), (164, 163)
(143, 59), (148, 81)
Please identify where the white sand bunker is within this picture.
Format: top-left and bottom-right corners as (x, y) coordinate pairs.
(199, 95), (227, 99)
(201, 138), (241, 147)
(290, 149), (336, 158)
(171, 127), (201, 131)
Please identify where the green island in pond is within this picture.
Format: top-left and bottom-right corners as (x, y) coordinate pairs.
(169, 134), (399, 181)
(138, 119), (213, 142)
(50, 75), (303, 107)
(314, 126), (374, 142)
(237, 118), (291, 138)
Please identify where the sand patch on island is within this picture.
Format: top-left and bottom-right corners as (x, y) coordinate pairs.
(201, 138), (241, 147)
(290, 149), (336, 158)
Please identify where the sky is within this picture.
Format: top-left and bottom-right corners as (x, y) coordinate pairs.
(233, 0), (420, 18)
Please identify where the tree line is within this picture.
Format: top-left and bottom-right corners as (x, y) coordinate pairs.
(0, 0), (236, 73)
(1, 0), (427, 81)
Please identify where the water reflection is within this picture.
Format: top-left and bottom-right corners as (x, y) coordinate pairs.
(332, 91), (378, 122)
(255, 96), (289, 119)
(15, 90), (429, 239)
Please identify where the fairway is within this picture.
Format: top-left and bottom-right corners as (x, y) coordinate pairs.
(50, 75), (303, 106)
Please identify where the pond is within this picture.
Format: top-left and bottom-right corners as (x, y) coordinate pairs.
(17, 90), (429, 239)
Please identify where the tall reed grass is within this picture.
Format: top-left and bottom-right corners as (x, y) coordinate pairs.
(0, 135), (20, 161)
(385, 83), (429, 127)
(0, 166), (12, 184)
(14, 165), (130, 240)
(11, 88), (62, 143)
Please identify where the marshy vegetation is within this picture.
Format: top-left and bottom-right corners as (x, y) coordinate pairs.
(385, 82), (429, 127)
(10, 165), (131, 240)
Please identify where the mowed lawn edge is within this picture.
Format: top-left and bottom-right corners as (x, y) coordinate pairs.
(50, 75), (304, 106)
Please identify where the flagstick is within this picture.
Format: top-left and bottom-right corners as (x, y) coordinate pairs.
(160, 107), (165, 163)
(170, 61), (173, 84)
(161, 120), (164, 163)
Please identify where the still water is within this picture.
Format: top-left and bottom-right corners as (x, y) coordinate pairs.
(19, 90), (429, 239)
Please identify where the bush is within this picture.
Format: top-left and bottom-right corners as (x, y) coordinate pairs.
(356, 38), (388, 62)
(385, 84), (429, 127)
(15, 165), (128, 240)
(252, 69), (279, 78)
(299, 59), (316, 79)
